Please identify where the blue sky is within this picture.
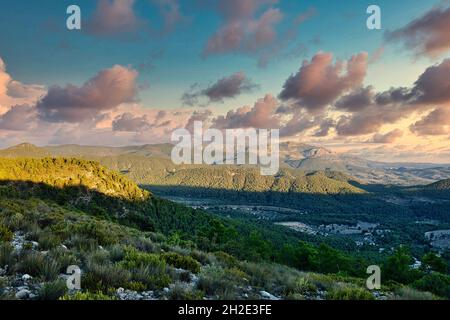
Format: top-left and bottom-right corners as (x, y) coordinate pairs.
(0, 0), (439, 110)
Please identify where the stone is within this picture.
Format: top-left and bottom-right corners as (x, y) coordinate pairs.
(22, 274), (32, 281)
(15, 289), (31, 299)
(260, 291), (280, 300)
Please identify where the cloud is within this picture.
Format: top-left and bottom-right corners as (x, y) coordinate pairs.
(112, 112), (151, 132)
(212, 94), (280, 129)
(257, 7), (317, 67)
(0, 105), (36, 131)
(370, 129), (403, 143)
(313, 118), (335, 137)
(185, 110), (213, 132)
(331, 57), (450, 137)
(182, 72), (258, 106)
(36, 65), (138, 123)
(385, 5), (450, 58)
(411, 58), (450, 104)
(0, 57), (46, 110)
(410, 107), (450, 136)
(153, 0), (185, 34)
(279, 52), (368, 113)
(203, 0), (282, 58)
(86, 0), (143, 36)
(334, 86), (374, 112)
(280, 111), (320, 137)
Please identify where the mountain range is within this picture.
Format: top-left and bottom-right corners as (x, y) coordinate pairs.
(1, 142), (449, 186)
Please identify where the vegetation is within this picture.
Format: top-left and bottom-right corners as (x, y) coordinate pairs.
(0, 157), (448, 300)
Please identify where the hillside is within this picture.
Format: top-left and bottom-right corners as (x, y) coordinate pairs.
(0, 158), (148, 201)
(2, 143), (450, 186)
(425, 179), (450, 191)
(0, 143), (50, 158)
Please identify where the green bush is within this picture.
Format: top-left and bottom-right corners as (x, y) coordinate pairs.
(39, 280), (67, 300)
(161, 252), (201, 274)
(83, 263), (131, 292)
(393, 287), (437, 300)
(60, 291), (116, 300)
(197, 265), (235, 298)
(131, 266), (171, 290)
(16, 252), (60, 281)
(214, 251), (238, 268)
(326, 286), (374, 300)
(168, 282), (203, 300)
(421, 253), (448, 274)
(119, 249), (165, 270)
(0, 243), (15, 268)
(47, 248), (78, 273)
(413, 273), (450, 298)
(0, 225), (13, 243)
(37, 233), (61, 250)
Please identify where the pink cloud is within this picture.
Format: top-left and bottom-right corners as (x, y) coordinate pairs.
(279, 52), (368, 113)
(386, 5), (450, 58)
(203, 0), (282, 57)
(36, 65), (138, 123)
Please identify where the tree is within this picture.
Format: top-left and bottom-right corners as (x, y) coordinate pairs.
(421, 252), (448, 274)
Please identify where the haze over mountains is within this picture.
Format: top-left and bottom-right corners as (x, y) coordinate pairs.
(1, 142), (449, 186)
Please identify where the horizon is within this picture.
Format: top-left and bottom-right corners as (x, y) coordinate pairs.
(2, 141), (450, 165)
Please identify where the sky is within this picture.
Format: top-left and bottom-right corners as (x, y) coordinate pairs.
(0, 0), (449, 163)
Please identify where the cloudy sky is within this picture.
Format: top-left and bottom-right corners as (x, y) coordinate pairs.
(0, 0), (449, 163)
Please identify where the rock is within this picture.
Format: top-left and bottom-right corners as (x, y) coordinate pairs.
(15, 289), (31, 299)
(117, 287), (125, 294)
(17, 286), (29, 291)
(260, 291), (280, 300)
(60, 245), (68, 250)
(22, 274), (32, 281)
(163, 287), (170, 293)
(31, 241), (39, 249)
(28, 293), (37, 300)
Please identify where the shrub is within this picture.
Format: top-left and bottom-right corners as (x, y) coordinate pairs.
(83, 263), (131, 292)
(60, 291), (116, 300)
(326, 286), (374, 300)
(161, 252), (201, 274)
(37, 233), (61, 250)
(0, 243), (15, 268)
(168, 282), (203, 300)
(393, 287), (437, 300)
(0, 225), (13, 242)
(39, 280), (67, 300)
(41, 258), (61, 281)
(119, 249), (165, 270)
(214, 251), (237, 268)
(108, 245), (126, 263)
(125, 281), (147, 292)
(421, 253), (448, 274)
(413, 273), (450, 298)
(131, 266), (171, 290)
(47, 248), (78, 273)
(197, 265), (235, 298)
(293, 277), (318, 296)
(16, 252), (60, 281)
(85, 250), (110, 267)
(65, 234), (98, 251)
